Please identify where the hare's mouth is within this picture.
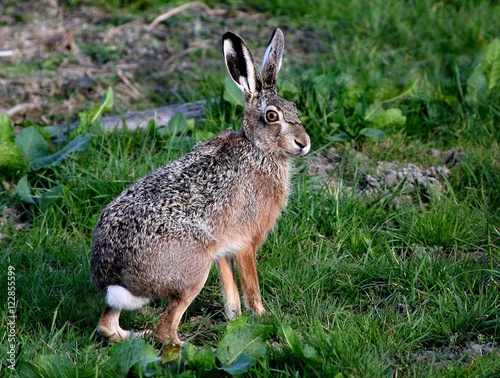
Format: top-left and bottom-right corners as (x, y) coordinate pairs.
(287, 145), (310, 158)
(290, 139), (311, 157)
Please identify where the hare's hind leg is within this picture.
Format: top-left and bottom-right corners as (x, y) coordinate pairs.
(154, 291), (205, 345)
(217, 256), (241, 319)
(97, 306), (152, 342)
(154, 261), (212, 345)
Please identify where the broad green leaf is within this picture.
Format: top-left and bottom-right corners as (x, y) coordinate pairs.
(0, 113), (27, 171)
(302, 343), (320, 360)
(359, 128), (386, 140)
(91, 87), (114, 124)
(30, 134), (93, 171)
(226, 313), (251, 333)
(193, 129), (213, 142)
(219, 353), (253, 375)
(330, 132), (350, 142)
(108, 338), (159, 378)
(365, 80), (418, 120)
(223, 76), (244, 107)
(341, 87), (365, 109)
(482, 39), (500, 91)
(38, 184), (63, 210)
(379, 79), (419, 104)
(35, 125), (51, 140)
(278, 324), (303, 357)
(186, 118), (195, 130)
(217, 321), (272, 372)
(158, 112), (188, 137)
(43, 126), (63, 139)
(17, 175), (36, 204)
(278, 324), (321, 363)
(353, 98), (367, 118)
(15, 126), (49, 163)
(335, 107), (347, 127)
(313, 73), (345, 102)
(466, 39), (500, 104)
(130, 358), (163, 377)
(76, 87), (114, 132)
(367, 108), (406, 129)
(465, 63), (488, 105)
(184, 344), (216, 372)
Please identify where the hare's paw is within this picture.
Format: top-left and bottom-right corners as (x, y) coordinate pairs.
(97, 324), (131, 342)
(245, 298), (265, 317)
(224, 301), (242, 320)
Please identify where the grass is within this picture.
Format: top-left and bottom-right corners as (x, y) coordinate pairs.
(1, 0), (500, 376)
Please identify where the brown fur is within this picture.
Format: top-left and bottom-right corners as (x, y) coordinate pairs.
(90, 28), (310, 345)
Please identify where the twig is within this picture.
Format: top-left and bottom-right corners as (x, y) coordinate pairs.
(163, 44), (208, 67)
(116, 69), (143, 99)
(6, 102), (41, 117)
(0, 50), (18, 58)
(149, 2), (212, 29)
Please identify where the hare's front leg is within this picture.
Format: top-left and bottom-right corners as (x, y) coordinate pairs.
(235, 246), (265, 316)
(217, 256), (242, 319)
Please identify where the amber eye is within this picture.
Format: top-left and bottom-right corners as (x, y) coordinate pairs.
(265, 110), (279, 123)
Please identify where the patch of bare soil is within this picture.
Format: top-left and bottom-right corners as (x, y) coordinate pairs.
(0, 205), (27, 242)
(0, 1), (319, 126)
(413, 342), (499, 366)
(308, 147), (465, 203)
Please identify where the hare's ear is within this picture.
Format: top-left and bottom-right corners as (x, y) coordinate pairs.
(223, 31), (262, 97)
(261, 28), (284, 90)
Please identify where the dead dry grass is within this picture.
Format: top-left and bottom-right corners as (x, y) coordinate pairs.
(0, 1), (318, 126)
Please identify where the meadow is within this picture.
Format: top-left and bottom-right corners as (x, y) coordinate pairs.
(1, 0), (499, 376)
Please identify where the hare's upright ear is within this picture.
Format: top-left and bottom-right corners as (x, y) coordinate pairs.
(261, 28), (285, 90)
(223, 31), (262, 98)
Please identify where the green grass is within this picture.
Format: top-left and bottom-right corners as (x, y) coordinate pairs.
(1, 0), (500, 377)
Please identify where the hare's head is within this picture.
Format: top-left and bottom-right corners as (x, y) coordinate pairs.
(223, 29), (310, 159)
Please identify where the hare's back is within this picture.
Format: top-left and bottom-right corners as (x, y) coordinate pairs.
(91, 131), (255, 251)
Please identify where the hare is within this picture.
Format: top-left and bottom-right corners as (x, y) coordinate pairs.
(90, 28), (310, 345)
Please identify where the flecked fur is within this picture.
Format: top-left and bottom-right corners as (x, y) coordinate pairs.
(90, 28), (310, 345)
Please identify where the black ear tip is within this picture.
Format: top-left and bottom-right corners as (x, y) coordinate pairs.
(223, 31), (234, 40)
(222, 31), (238, 52)
(223, 31), (242, 44)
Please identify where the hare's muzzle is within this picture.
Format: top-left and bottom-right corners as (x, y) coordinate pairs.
(294, 138), (311, 156)
(291, 128), (311, 156)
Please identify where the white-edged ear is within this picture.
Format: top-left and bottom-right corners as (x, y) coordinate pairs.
(261, 28), (285, 90)
(223, 31), (262, 97)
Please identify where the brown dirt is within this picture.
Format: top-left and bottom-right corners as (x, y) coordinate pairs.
(0, 1), (319, 126)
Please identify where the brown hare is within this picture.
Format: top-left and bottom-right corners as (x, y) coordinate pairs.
(90, 28), (310, 345)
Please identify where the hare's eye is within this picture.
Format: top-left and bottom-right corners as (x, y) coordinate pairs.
(265, 110), (279, 123)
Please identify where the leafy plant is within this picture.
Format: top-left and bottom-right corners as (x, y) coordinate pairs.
(0, 113), (27, 171)
(466, 39), (500, 106)
(298, 73), (415, 146)
(19, 315), (273, 377)
(73, 87), (115, 136)
(0, 90), (117, 207)
(216, 315), (273, 374)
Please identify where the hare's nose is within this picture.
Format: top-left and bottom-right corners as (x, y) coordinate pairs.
(294, 139), (311, 155)
(294, 139), (306, 149)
